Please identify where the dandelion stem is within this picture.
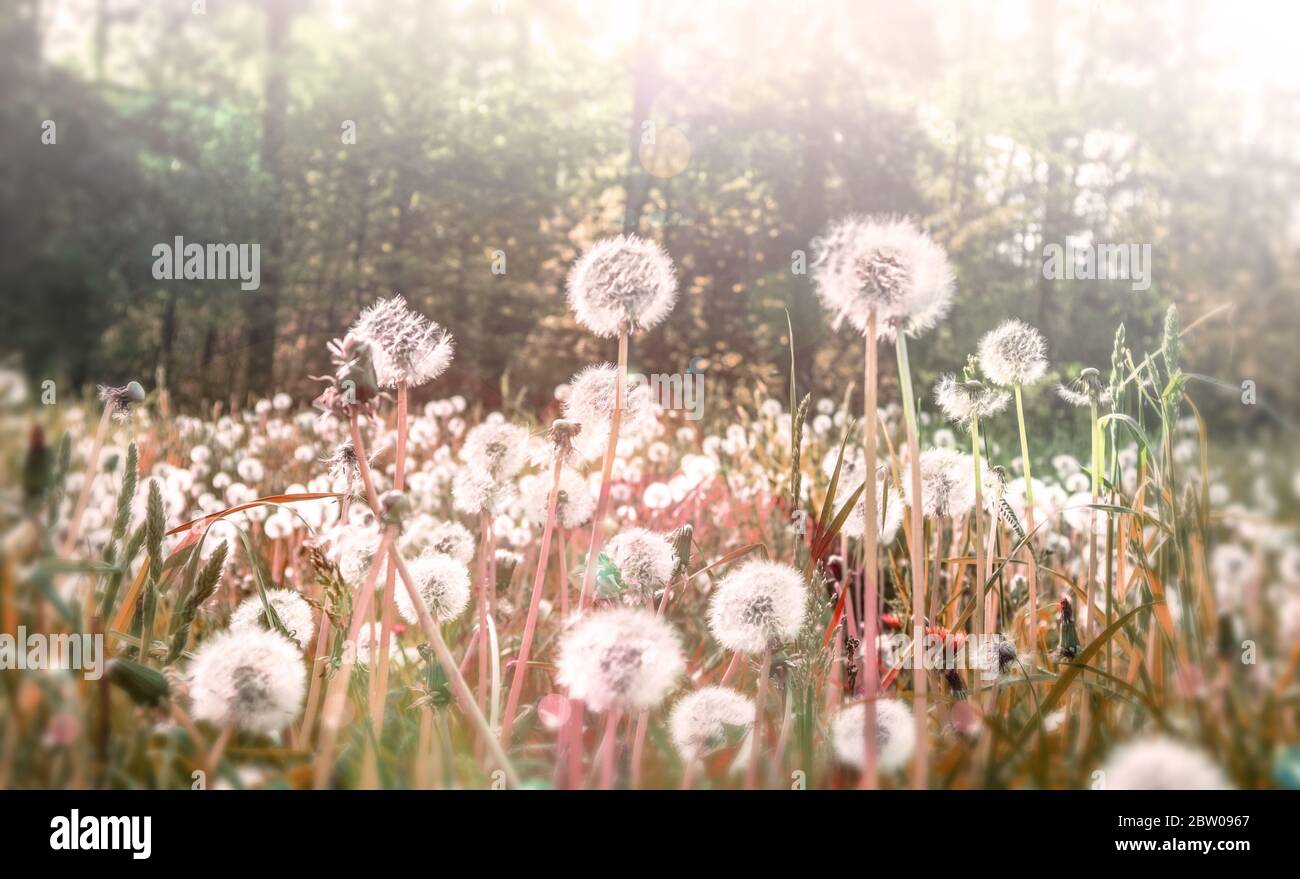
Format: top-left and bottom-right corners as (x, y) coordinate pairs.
(861, 311), (880, 790)
(390, 550), (521, 788)
(895, 330), (928, 789)
(1012, 384), (1040, 660)
(578, 327), (629, 611)
(747, 649), (771, 789)
(60, 400), (114, 559)
(500, 451), (564, 745)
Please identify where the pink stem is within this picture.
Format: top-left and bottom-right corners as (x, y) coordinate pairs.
(578, 329), (628, 611)
(500, 453), (564, 745)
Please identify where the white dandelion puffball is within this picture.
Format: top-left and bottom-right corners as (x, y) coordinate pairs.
(562, 363), (656, 460)
(978, 319), (1049, 388)
(188, 629), (306, 734)
(707, 560), (807, 654)
(566, 235), (678, 338)
(604, 528), (677, 603)
(830, 699), (916, 774)
(524, 467), (596, 530)
(669, 686), (755, 761)
(811, 215), (954, 339)
(934, 374), (1010, 426)
(394, 552), (471, 624)
(904, 447), (978, 519)
(556, 608), (684, 712)
(352, 622), (393, 668)
(452, 467), (516, 516)
(229, 589), (316, 651)
(425, 520), (476, 565)
(1098, 736), (1232, 790)
(461, 420), (530, 480)
(840, 468), (905, 543)
(350, 294), (454, 389)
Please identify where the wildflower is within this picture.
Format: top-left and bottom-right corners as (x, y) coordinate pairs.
(555, 608), (685, 712)
(603, 528), (677, 604)
(668, 686), (755, 761)
(461, 420), (529, 480)
(934, 375), (1009, 427)
(98, 381), (146, 421)
(903, 448), (978, 519)
(229, 589), (316, 651)
(393, 552), (471, 624)
(188, 629), (306, 734)
(810, 215), (954, 338)
(562, 363), (656, 460)
(830, 699), (916, 773)
(1098, 737), (1232, 789)
(349, 294), (454, 389)
(707, 560), (807, 654)
(566, 235), (678, 338)
(978, 319), (1049, 388)
(524, 467), (595, 530)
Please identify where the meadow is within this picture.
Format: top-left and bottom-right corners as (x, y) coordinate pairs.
(2, 226), (1296, 790)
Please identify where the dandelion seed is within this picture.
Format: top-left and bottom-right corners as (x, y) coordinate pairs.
(188, 629), (306, 734)
(810, 215), (954, 338)
(830, 699), (916, 773)
(707, 560), (807, 654)
(566, 235), (678, 338)
(556, 607), (685, 712)
(1098, 736), (1232, 789)
(668, 686), (755, 761)
(350, 294), (454, 389)
(229, 589), (316, 651)
(978, 319), (1049, 388)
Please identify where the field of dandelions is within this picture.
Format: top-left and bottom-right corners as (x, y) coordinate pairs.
(3, 220), (1298, 791)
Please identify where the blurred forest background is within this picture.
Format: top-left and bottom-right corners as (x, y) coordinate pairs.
(2, 0), (1299, 442)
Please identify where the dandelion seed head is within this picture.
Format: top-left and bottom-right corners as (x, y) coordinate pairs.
(605, 527), (677, 603)
(562, 363), (656, 460)
(188, 629), (306, 734)
(452, 467), (516, 516)
(830, 699), (916, 773)
(97, 381), (146, 421)
(934, 375), (1010, 426)
(461, 420), (529, 480)
(556, 608), (684, 712)
(229, 589), (316, 651)
(394, 552), (471, 624)
(840, 468), (905, 543)
(668, 686), (755, 761)
(350, 294), (454, 389)
(811, 216), (954, 339)
(904, 447), (979, 519)
(524, 467), (595, 530)
(978, 319), (1049, 387)
(566, 235), (678, 338)
(707, 560), (807, 654)
(1099, 736), (1232, 790)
